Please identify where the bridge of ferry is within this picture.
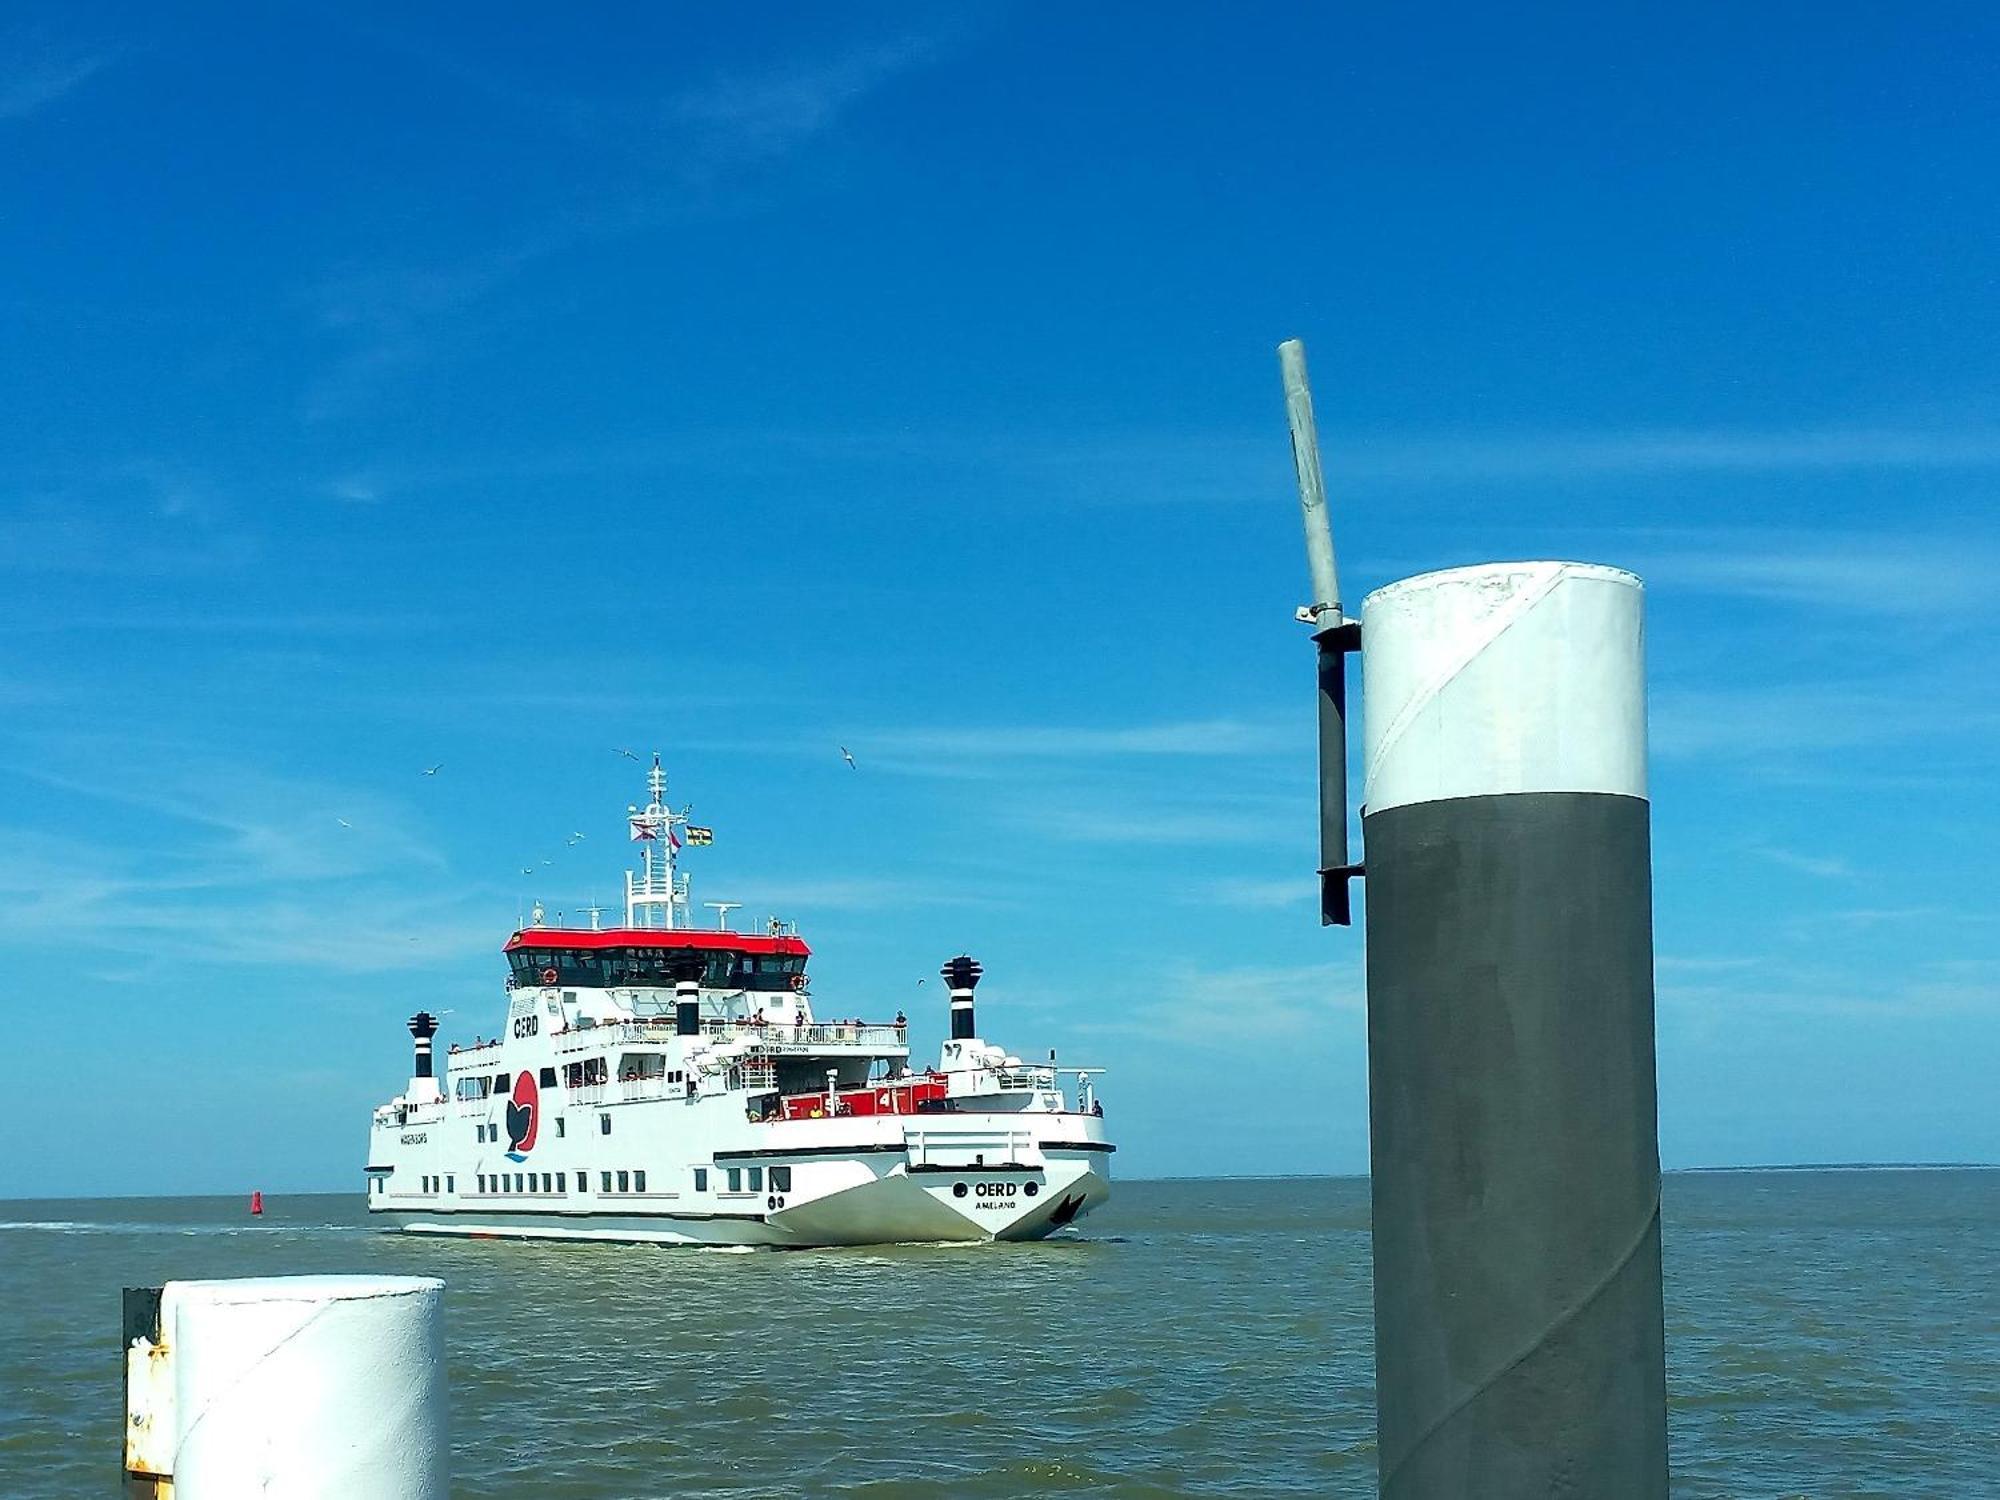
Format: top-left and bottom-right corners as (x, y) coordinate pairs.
(502, 927), (811, 992)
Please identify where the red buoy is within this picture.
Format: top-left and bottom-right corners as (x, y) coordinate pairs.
(250, 1190), (264, 1216)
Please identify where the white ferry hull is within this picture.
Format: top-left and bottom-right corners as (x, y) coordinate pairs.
(376, 1147), (1111, 1247)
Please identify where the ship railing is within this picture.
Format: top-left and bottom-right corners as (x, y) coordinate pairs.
(904, 1125), (1043, 1169)
(585, 1017), (907, 1048)
(730, 1020), (908, 1048)
(990, 1066), (1059, 1091)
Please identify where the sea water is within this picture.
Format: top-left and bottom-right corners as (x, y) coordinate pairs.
(1, 1171), (1993, 1497)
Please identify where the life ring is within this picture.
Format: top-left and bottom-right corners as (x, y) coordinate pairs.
(540, 967), (558, 985)
(789, 973), (808, 992)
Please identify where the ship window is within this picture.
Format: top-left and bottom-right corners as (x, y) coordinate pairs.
(601, 1171), (612, 1193)
(447, 1176), (455, 1193)
(694, 1168), (708, 1192)
(556, 1173), (566, 1192)
(617, 1170), (630, 1192)
(726, 1167), (742, 1192)
(494, 1074), (510, 1095)
(633, 1170), (646, 1193)
(477, 1174), (486, 1192)
(600, 1114), (611, 1135)
(747, 1167), (764, 1192)
(539, 1067), (557, 1088)
(770, 1166), (791, 1193)
(556, 1118), (566, 1138)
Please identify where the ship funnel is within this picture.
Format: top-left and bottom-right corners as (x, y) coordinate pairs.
(941, 954), (983, 1041)
(675, 979), (700, 1037)
(406, 1012), (439, 1079)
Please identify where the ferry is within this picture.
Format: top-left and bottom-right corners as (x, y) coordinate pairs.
(365, 756), (1114, 1245)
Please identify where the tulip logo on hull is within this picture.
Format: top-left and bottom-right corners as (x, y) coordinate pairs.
(504, 1070), (539, 1161)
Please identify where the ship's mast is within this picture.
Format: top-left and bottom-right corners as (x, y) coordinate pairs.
(623, 753), (693, 928)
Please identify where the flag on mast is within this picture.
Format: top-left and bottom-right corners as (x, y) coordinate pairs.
(628, 815), (657, 842)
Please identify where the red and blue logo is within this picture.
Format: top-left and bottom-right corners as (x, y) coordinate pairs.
(504, 1070), (539, 1161)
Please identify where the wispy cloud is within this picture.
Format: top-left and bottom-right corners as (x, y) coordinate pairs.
(1650, 680), (1999, 765)
(1660, 956), (1999, 1021)
(1634, 530), (1999, 616)
(0, 462), (255, 577)
(302, 28), (959, 419)
(1021, 804), (1299, 849)
(1333, 424), (2000, 484)
(1195, 876), (1316, 910)
(855, 719), (1293, 764)
(0, 35), (114, 121)
(671, 34), (941, 170)
(0, 757), (490, 986)
(702, 874), (1004, 915)
(1074, 959), (1363, 1045)
(1752, 846), (1855, 880)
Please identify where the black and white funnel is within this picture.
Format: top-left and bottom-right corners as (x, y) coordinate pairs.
(406, 1012), (440, 1080)
(941, 954), (983, 1041)
(1359, 561), (1666, 1497)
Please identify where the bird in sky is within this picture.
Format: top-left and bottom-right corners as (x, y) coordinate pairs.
(335, 817), (352, 829)
(519, 866), (535, 876)
(615, 748), (641, 762)
(566, 832), (586, 845)
(422, 764), (443, 776)
(840, 746), (857, 769)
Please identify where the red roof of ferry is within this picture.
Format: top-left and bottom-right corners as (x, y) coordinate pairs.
(503, 927), (811, 956)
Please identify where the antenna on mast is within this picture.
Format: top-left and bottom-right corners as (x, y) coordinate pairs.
(622, 751), (700, 928)
(1279, 338), (1363, 925)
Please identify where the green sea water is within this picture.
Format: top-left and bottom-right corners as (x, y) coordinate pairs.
(1, 1171), (1994, 1497)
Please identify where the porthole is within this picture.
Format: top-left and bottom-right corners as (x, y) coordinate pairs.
(952, 1182), (968, 1199)
(1025, 1181), (1040, 1198)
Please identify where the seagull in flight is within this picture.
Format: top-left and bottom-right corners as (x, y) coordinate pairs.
(615, 748), (642, 762)
(519, 866), (535, 876)
(840, 746), (857, 769)
(335, 817), (352, 829)
(565, 832), (586, 845)
(422, 764), (443, 777)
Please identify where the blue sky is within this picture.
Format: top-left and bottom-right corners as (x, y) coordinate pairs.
(4, 5), (1995, 1196)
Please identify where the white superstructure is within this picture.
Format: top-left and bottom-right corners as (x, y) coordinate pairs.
(365, 756), (1114, 1246)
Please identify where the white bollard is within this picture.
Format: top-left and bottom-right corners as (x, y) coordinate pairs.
(125, 1274), (447, 1499)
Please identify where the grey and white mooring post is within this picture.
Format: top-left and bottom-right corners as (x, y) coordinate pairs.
(1279, 343), (1669, 1498)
